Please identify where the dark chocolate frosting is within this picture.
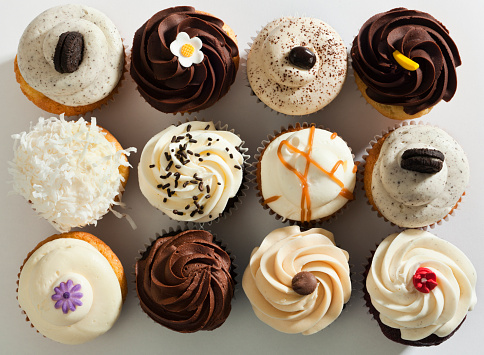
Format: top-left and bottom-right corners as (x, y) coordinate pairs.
(351, 8), (461, 115)
(136, 230), (234, 332)
(130, 6), (239, 113)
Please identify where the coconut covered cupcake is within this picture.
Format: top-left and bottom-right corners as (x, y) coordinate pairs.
(256, 124), (357, 225)
(135, 229), (235, 333)
(242, 226), (351, 335)
(15, 4), (125, 116)
(351, 8), (461, 120)
(363, 123), (469, 228)
(247, 16), (347, 115)
(9, 115), (136, 232)
(17, 231), (127, 344)
(130, 6), (239, 114)
(364, 229), (477, 346)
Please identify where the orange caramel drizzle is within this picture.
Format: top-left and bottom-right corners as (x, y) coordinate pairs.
(276, 126), (354, 222)
(263, 195), (281, 204)
(330, 132), (338, 140)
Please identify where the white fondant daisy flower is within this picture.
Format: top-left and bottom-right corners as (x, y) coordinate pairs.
(170, 32), (204, 68)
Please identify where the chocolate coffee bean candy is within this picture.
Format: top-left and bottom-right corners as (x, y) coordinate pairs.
(401, 148), (445, 173)
(54, 32), (84, 74)
(288, 46), (316, 70)
(292, 271), (318, 295)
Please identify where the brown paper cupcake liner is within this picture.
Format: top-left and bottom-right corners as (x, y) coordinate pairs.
(252, 122), (357, 227)
(360, 120), (466, 230)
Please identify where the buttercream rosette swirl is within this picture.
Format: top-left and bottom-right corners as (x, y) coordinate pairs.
(130, 6), (239, 113)
(135, 230), (235, 333)
(351, 8), (461, 115)
(242, 226), (351, 335)
(366, 230), (477, 342)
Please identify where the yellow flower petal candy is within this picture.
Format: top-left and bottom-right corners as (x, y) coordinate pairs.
(393, 50), (419, 71)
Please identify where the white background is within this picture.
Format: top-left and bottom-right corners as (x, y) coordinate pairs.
(1, 1), (482, 354)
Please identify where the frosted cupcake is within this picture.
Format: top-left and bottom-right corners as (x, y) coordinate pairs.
(364, 229), (477, 346)
(15, 4), (125, 116)
(243, 226), (351, 334)
(247, 16), (347, 115)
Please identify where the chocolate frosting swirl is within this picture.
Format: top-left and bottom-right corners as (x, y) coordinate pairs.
(351, 8), (461, 115)
(136, 230), (234, 332)
(130, 6), (239, 113)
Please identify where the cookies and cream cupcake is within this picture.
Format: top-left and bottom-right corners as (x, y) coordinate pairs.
(138, 121), (247, 223)
(247, 16), (347, 115)
(242, 226), (351, 335)
(256, 123), (357, 225)
(351, 8), (461, 120)
(17, 231), (127, 344)
(15, 4), (125, 116)
(364, 229), (477, 346)
(9, 115), (136, 232)
(363, 123), (469, 228)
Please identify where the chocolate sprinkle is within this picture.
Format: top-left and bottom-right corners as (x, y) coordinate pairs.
(149, 164), (155, 168)
(198, 182), (204, 191)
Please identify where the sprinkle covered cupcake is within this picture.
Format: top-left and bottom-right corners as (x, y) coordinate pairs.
(351, 8), (461, 120)
(130, 6), (239, 114)
(242, 226), (351, 334)
(247, 16), (347, 115)
(9, 115), (136, 232)
(138, 121), (247, 223)
(256, 123), (356, 224)
(363, 123), (469, 228)
(15, 4), (125, 116)
(364, 229), (477, 346)
(17, 231), (127, 344)
(135, 229), (235, 333)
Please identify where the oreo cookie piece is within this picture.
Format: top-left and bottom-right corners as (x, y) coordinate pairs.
(401, 148), (445, 174)
(54, 32), (84, 74)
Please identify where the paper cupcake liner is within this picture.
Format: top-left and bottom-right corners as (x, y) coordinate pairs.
(134, 225), (238, 333)
(252, 122), (357, 227)
(360, 120), (466, 230)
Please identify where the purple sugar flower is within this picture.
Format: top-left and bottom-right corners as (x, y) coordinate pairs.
(51, 280), (83, 314)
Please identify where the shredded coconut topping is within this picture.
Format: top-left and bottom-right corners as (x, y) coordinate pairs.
(9, 115), (136, 232)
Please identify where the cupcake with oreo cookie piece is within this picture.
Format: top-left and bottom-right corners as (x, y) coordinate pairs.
(15, 4), (126, 116)
(351, 8), (461, 120)
(130, 6), (239, 114)
(247, 16), (347, 115)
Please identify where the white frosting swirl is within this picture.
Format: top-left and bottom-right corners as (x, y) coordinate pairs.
(17, 238), (123, 344)
(138, 121), (244, 222)
(366, 230), (477, 341)
(242, 226), (351, 335)
(9, 115), (136, 232)
(17, 4), (124, 106)
(260, 127), (356, 222)
(248, 17), (347, 115)
(371, 125), (469, 227)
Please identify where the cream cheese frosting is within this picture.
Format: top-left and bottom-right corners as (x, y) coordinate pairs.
(260, 126), (356, 223)
(138, 121), (245, 222)
(247, 17), (347, 115)
(371, 125), (469, 227)
(17, 238), (123, 344)
(9, 115), (136, 232)
(17, 4), (124, 106)
(366, 230), (477, 341)
(242, 226), (351, 335)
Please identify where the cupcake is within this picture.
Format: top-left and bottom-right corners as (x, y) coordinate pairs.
(135, 229), (235, 333)
(9, 115), (136, 232)
(256, 123), (357, 225)
(363, 123), (469, 228)
(247, 16), (347, 115)
(364, 229), (477, 346)
(17, 231), (127, 344)
(138, 120), (247, 223)
(15, 4), (125, 116)
(130, 6), (239, 114)
(351, 8), (461, 120)
(242, 226), (351, 335)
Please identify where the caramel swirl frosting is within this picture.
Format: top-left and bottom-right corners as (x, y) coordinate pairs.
(351, 8), (461, 115)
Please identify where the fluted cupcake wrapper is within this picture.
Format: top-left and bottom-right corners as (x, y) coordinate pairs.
(360, 120), (466, 230)
(252, 122), (358, 227)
